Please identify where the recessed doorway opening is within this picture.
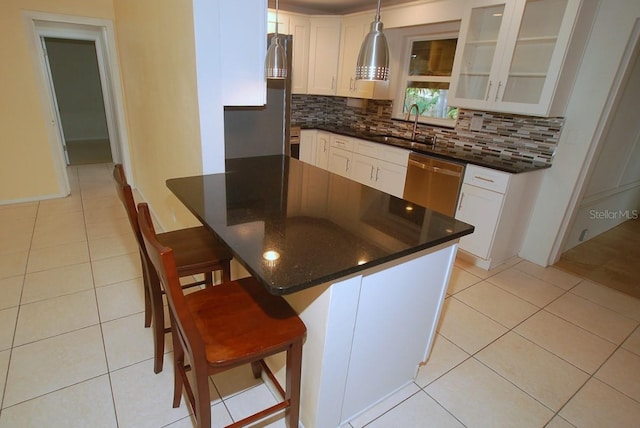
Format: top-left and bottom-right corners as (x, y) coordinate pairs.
(43, 37), (113, 165)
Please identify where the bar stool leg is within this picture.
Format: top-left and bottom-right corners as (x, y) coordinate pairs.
(285, 339), (303, 428)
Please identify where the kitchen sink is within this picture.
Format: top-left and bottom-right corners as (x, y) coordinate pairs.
(379, 135), (433, 152)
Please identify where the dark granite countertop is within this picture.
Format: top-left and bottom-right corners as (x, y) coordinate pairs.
(302, 125), (551, 174)
(167, 155), (474, 295)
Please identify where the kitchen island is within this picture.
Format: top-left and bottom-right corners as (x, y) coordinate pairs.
(167, 155), (474, 427)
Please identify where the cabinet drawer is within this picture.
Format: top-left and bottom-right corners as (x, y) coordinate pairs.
(463, 164), (510, 193)
(331, 135), (354, 152)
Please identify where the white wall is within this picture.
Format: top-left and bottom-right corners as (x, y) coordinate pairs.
(563, 31), (640, 250)
(520, 0), (640, 265)
(193, 0), (267, 175)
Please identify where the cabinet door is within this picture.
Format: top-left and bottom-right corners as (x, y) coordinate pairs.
(449, 0), (513, 110)
(328, 147), (353, 178)
(455, 183), (503, 259)
(494, 0), (576, 115)
(307, 17), (342, 95)
(290, 14), (310, 94)
(375, 160), (407, 198)
(315, 131), (331, 169)
(450, 0), (579, 116)
(337, 16), (368, 97)
(300, 130), (317, 165)
(352, 154), (407, 198)
(351, 153), (377, 187)
(337, 13), (389, 99)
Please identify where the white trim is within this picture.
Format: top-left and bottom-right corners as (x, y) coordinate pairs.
(392, 28), (460, 128)
(22, 11), (132, 189)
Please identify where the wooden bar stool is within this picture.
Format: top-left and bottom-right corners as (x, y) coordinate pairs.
(113, 164), (232, 373)
(138, 202), (306, 428)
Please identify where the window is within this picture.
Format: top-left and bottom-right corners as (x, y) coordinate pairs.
(394, 33), (459, 127)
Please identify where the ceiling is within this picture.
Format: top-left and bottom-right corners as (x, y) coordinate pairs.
(274, 0), (414, 15)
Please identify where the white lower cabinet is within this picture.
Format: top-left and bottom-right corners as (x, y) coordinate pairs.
(351, 138), (408, 197)
(455, 164), (543, 269)
(351, 154), (407, 198)
(328, 146), (353, 178)
(315, 131), (331, 169)
(455, 183), (503, 260)
(327, 134), (355, 178)
(300, 130), (332, 170)
(299, 129), (317, 165)
(301, 131), (409, 197)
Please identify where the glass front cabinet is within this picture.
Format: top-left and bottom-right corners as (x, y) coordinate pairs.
(449, 0), (584, 116)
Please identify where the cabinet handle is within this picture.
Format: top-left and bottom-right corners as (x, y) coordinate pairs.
(346, 158), (350, 171)
(495, 81), (502, 102)
(458, 192), (464, 211)
(350, 77), (354, 91)
(485, 81), (493, 101)
(474, 175), (495, 183)
(375, 167), (380, 181)
(370, 166), (375, 180)
(332, 77), (335, 90)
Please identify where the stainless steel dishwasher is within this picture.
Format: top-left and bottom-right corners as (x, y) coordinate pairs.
(402, 152), (465, 216)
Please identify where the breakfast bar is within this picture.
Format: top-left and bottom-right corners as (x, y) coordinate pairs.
(167, 155), (474, 427)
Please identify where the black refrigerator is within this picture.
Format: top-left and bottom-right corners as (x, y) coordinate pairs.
(224, 34), (293, 159)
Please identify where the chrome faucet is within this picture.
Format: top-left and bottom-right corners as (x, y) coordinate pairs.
(408, 103), (420, 141)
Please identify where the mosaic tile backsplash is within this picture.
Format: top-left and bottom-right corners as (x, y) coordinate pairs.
(291, 95), (564, 165)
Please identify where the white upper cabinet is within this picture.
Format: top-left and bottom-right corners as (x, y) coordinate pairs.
(289, 14), (310, 94)
(337, 13), (390, 99)
(267, 9), (289, 34)
(307, 16), (342, 95)
(449, 0), (584, 116)
(267, 9), (310, 94)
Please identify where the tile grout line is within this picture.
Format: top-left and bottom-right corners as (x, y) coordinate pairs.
(420, 270), (639, 426)
(0, 194), (39, 414)
(76, 164), (121, 427)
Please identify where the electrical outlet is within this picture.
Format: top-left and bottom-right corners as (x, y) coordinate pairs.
(470, 115), (484, 131)
(579, 229), (588, 241)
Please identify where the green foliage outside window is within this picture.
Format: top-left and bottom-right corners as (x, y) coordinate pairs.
(403, 87), (458, 120)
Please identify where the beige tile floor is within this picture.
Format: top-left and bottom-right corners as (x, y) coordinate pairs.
(0, 163), (639, 427)
(555, 219), (640, 299)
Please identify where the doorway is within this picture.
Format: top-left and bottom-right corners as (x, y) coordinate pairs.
(561, 19), (640, 251)
(25, 12), (132, 195)
(554, 19), (640, 297)
(44, 37), (113, 165)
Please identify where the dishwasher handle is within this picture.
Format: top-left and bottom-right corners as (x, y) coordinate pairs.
(408, 158), (463, 178)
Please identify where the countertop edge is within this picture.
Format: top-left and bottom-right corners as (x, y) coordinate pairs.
(299, 125), (552, 175)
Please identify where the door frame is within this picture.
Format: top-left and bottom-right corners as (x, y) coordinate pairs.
(23, 11), (132, 194)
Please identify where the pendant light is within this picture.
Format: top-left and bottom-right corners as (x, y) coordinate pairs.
(265, 0), (287, 79)
(355, 0), (389, 81)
